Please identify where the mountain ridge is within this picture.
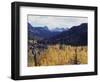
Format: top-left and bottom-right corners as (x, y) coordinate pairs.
(48, 23), (88, 45)
(28, 22), (88, 46)
(28, 23), (62, 40)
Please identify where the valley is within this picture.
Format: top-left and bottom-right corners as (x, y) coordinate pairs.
(28, 22), (88, 66)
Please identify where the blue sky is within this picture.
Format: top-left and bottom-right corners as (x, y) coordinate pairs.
(28, 15), (88, 30)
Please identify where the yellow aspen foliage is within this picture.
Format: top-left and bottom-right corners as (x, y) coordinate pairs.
(28, 44), (88, 66)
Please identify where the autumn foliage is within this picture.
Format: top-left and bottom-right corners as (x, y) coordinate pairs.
(28, 44), (87, 67)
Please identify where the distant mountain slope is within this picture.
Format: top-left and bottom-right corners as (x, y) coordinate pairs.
(50, 27), (68, 32)
(48, 23), (88, 45)
(28, 22), (88, 46)
(28, 23), (62, 40)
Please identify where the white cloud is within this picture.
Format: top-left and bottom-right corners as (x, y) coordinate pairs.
(28, 15), (88, 29)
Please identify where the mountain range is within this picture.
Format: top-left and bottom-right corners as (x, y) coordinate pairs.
(50, 27), (68, 32)
(49, 23), (88, 45)
(28, 22), (88, 46)
(28, 23), (62, 40)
